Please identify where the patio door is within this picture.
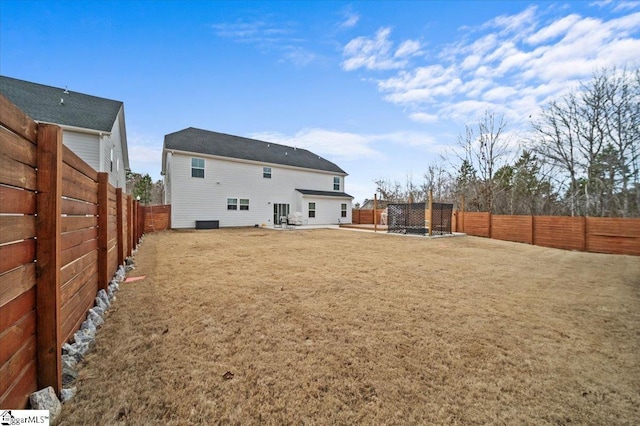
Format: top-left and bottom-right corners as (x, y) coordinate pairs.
(273, 203), (290, 225)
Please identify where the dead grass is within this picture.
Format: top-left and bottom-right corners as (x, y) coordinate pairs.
(57, 228), (640, 425)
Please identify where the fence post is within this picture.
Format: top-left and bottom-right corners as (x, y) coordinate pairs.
(116, 188), (124, 266)
(97, 173), (109, 291)
(373, 194), (378, 232)
(428, 189), (433, 237)
(35, 124), (63, 393)
(531, 215), (535, 246)
(127, 195), (133, 257)
(583, 216), (588, 252)
(132, 200), (137, 251)
(460, 195), (465, 232)
(488, 212), (493, 239)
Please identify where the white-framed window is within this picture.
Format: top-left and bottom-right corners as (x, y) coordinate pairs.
(263, 167), (271, 179)
(308, 202), (316, 218)
(116, 158), (120, 172)
(341, 203), (347, 218)
(227, 198), (237, 210)
(191, 158), (205, 178)
(110, 148), (114, 172)
(333, 177), (340, 191)
(240, 199), (249, 211)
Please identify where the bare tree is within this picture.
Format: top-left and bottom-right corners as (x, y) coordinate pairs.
(531, 67), (640, 217)
(452, 110), (512, 212)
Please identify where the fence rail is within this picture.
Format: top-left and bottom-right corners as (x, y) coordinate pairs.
(461, 212), (640, 256)
(0, 94), (142, 408)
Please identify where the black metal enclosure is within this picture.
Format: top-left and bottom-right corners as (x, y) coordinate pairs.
(388, 203), (427, 235)
(431, 202), (454, 235)
(387, 202), (454, 236)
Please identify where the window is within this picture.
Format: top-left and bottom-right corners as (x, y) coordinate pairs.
(240, 199), (249, 211)
(191, 158), (205, 178)
(110, 148), (114, 172)
(116, 158), (120, 172)
(341, 203), (347, 218)
(308, 202), (316, 218)
(263, 167), (271, 179)
(227, 198), (237, 210)
(333, 177), (340, 191)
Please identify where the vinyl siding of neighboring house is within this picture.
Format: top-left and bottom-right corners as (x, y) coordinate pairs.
(63, 131), (101, 171)
(167, 151), (351, 228)
(164, 151), (173, 205)
(61, 112), (127, 189)
(100, 109), (127, 188)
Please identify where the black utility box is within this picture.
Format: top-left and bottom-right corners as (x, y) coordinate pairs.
(195, 220), (219, 229)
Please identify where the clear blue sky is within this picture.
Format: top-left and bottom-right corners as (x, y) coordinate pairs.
(2, 0), (639, 204)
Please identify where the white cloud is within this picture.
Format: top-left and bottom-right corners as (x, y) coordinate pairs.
(345, 5), (640, 128)
(409, 112), (438, 123)
(250, 129), (382, 161)
(340, 11), (360, 29)
(342, 27), (416, 71)
(395, 40), (422, 58)
(127, 132), (164, 180)
(212, 19), (316, 66)
(484, 5), (538, 37)
(249, 128), (438, 163)
(527, 14), (582, 44)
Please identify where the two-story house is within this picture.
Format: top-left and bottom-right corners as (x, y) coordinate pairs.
(0, 75), (129, 188)
(162, 127), (353, 228)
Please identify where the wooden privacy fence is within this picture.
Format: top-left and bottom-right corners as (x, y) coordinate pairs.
(460, 212), (640, 256)
(352, 209), (385, 225)
(143, 204), (171, 232)
(0, 94), (143, 408)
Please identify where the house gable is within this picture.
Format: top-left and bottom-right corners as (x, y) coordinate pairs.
(0, 75), (130, 188)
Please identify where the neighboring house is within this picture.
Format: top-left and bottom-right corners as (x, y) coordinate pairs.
(360, 199), (391, 210)
(162, 127), (353, 228)
(0, 75), (129, 188)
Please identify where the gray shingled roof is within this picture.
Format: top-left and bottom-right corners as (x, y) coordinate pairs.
(296, 189), (353, 198)
(0, 75), (122, 132)
(164, 127), (346, 174)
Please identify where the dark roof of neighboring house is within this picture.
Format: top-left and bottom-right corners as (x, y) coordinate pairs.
(296, 189), (353, 198)
(0, 75), (123, 132)
(163, 127), (346, 174)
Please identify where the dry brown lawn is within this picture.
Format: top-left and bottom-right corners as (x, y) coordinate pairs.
(57, 228), (640, 425)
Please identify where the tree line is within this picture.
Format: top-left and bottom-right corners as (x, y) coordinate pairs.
(373, 67), (640, 217)
(126, 171), (164, 206)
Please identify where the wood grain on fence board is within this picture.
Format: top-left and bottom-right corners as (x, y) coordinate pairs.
(0, 263), (36, 312)
(60, 272), (98, 344)
(0, 216), (36, 245)
(0, 346), (37, 409)
(0, 184), (36, 214)
(60, 251), (98, 286)
(0, 240), (36, 274)
(0, 94), (38, 142)
(62, 197), (98, 216)
(0, 336), (36, 397)
(0, 309), (35, 367)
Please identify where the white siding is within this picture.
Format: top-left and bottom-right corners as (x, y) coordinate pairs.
(61, 108), (127, 190)
(164, 152), (172, 205)
(169, 153), (352, 228)
(101, 110), (127, 188)
(63, 131), (100, 171)
(299, 195), (352, 225)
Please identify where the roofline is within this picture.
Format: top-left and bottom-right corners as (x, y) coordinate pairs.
(296, 190), (354, 199)
(37, 120), (111, 136)
(162, 147), (348, 176)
